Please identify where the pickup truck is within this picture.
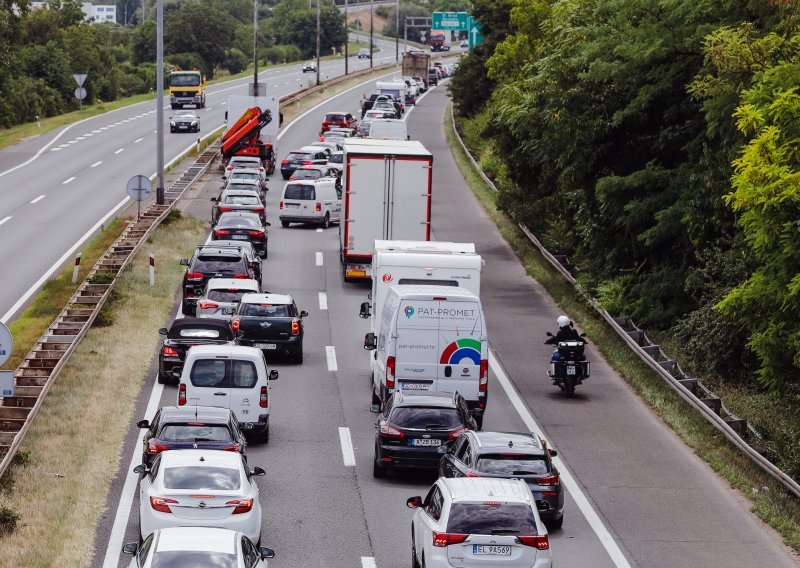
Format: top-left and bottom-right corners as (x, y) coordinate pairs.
(232, 293), (308, 363)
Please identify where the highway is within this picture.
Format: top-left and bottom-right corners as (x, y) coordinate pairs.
(90, 77), (799, 567)
(0, 36), (402, 325)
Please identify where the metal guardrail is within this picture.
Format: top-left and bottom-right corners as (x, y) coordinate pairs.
(449, 107), (800, 499)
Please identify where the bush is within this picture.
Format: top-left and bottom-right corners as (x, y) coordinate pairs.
(0, 507), (20, 535)
(264, 45), (303, 64)
(223, 48), (249, 74)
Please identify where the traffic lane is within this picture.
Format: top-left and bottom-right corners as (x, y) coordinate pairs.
(410, 86), (799, 566)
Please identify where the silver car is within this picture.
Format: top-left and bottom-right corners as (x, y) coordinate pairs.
(227, 167), (267, 192)
(196, 278), (260, 320)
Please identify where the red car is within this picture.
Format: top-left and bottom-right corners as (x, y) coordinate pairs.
(320, 111), (357, 134)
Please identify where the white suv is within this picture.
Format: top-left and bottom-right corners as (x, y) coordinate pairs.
(407, 477), (552, 568)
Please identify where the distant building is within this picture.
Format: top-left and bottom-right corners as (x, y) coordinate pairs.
(28, 2), (117, 24)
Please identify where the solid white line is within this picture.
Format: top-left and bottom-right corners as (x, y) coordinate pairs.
(0, 216), (11, 227)
(361, 557), (377, 568)
(134, 137), (143, 143)
(62, 176), (75, 184)
(489, 351), (632, 567)
(339, 427), (356, 466)
(326, 345), (338, 371)
(318, 292), (328, 310)
(316, 227), (323, 233)
(50, 148), (62, 152)
(29, 195), (46, 204)
(91, 161), (102, 168)
(114, 148), (124, 154)
(315, 251), (323, 266)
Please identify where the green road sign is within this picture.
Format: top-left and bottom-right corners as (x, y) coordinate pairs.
(467, 16), (484, 50)
(432, 11), (469, 31)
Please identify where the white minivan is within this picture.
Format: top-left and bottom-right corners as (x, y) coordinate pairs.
(279, 178), (341, 229)
(368, 119), (408, 141)
(178, 345), (278, 442)
(364, 285), (488, 426)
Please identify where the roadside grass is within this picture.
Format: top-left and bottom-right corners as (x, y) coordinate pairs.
(0, 213), (207, 567)
(0, 219), (128, 372)
(444, 103), (800, 553)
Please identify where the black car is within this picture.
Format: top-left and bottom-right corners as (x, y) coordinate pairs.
(180, 246), (256, 315)
(212, 211), (270, 259)
(210, 240), (263, 282)
(137, 406), (247, 466)
(373, 391), (477, 478)
(438, 431), (564, 528)
(157, 317), (234, 383)
(280, 148), (329, 180)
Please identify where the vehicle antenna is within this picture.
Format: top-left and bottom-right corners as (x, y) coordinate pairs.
(508, 440), (513, 448)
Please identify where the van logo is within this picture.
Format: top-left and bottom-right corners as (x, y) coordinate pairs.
(382, 273), (393, 283)
(241, 398), (250, 405)
(404, 306), (415, 319)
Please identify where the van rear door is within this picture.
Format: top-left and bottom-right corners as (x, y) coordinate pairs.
(436, 300), (483, 402)
(394, 299), (440, 393)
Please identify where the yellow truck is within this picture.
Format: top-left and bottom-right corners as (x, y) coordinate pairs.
(169, 68), (206, 109)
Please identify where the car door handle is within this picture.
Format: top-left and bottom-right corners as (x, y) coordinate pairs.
(214, 392), (227, 396)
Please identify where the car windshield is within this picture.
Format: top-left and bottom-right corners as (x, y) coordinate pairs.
(230, 159), (259, 167)
(326, 114), (345, 122)
(170, 74), (201, 87)
(446, 503), (538, 535)
(284, 184), (316, 200)
(208, 289), (250, 302)
(159, 424), (233, 442)
(194, 257), (244, 272)
(163, 466), (241, 490)
(152, 552), (238, 568)
(291, 169), (321, 180)
(240, 303), (292, 317)
(328, 154), (343, 164)
(389, 406), (462, 430)
(287, 152), (312, 162)
(476, 454), (550, 475)
(223, 195), (260, 205)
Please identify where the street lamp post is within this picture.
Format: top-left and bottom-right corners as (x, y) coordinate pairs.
(395, 0), (399, 61)
(344, 0), (349, 75)
(316, 0), (321, 85)
(253, 0), (259, 96)
(369, 0), (373, 69)
(155, 0), (164, 205)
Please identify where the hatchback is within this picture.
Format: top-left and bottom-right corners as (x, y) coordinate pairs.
(280, 147), (329, 179)
(157, 317), (234, 383)
(212, 212), (270, 258)
(180, 247), (255, 315)
(212, 190), (266, 224)
(196, 278), (261, 320)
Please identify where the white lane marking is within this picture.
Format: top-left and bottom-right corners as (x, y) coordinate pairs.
(326, 346), (338, 371)
(0, 216), (11, 227)
(84, 133), (93, 137)
(221, 101), (227, 105)
(114, 148), (124, 154)
(205, 106), (213, 110)
(29, 195), (46, 204)
(339, 427), (356, 466)
(316, 227), (323, 233)
(67, 140), (77, 144)
(58, 144), (69, 148)
(62, 176), (75, 184)
(318, 292), (328, 310)
(92, 129), (101, 134)
(134, 137), (143, 143)
(489, 351), (633, 567)
(152, 129), (157, 133)
(315, 251), (323, 266)
(76, 136), (85, 140)
(50, 148), (62, 152)
(361, 557), (377, 568)
(91, 161), (102, 168)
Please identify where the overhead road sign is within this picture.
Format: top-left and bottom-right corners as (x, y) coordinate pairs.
(467, 16), (484, 50)
(432, 11), (469, 31)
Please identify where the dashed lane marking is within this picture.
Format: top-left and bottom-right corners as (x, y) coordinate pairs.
(319, 292), (328, 310)
(326, 345), (338, 371)
(339, 427), (356, 466)
(29, 195), (46, 204)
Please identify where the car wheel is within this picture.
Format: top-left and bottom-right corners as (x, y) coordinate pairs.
(258, 426), (270, 444)
(294, 345), (303, 364)
(547, 514), (564, 530)
(321, 213), (330, 229)
(157, 372), (166, 385)
(373, 455), (387, 478)
(371, 386), (381, 407)
(281, 220), (290, 228)
(282, 174), (290, 180)
(474, 415), (483, 430)
(259, 248), (268, 259)
(412, 530), (421, 568)
(182, 300), (195, 316)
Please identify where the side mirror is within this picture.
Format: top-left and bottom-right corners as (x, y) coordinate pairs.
(260, 547), (275, 560)
(300, 310), (309, 318)
(133, 464), (148, 475)
(549, 448), (558, 457)
(122, 542), (138, 555)
(210, 219), (218, 227)
(545, 332), (553, 337)
(137, 419), (150, 429)
(180, 259), (189, 266)
(251, 466), (266, 476)
(359, 301), (371, 319)
(269, 369), (279, 381)
(436, 445), (448, 454)
(364, 332), (377, 351)
(580, 332), (587, 338)
(158, 327), (168, 336)
(369, 404), (381, 413)
(406, 496), (423, 509)
(264, 222), (271, 227)
(210, 197), (218, 202)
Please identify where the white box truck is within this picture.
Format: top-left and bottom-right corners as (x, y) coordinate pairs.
(340, 140), (433, 281)
(363, 285), (488, 427)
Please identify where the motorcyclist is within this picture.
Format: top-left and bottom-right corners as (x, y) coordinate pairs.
(546, 315), (585, 377)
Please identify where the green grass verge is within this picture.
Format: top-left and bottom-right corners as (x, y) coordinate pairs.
(444, 102), (800, 553)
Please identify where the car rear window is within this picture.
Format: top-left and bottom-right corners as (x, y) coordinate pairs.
(240, 303), (292, 317)
(446, 503), (538, 535)
(284, 184), (316, 200)
(152, 552), (237, 568)
(193, 258), (246, 272)
(189, 359), (259, 388)
(159, 424), (233, 442)
(226, 183), (258, 191)
(389, 406), (462, 430)
(291, 170), (321, 180)
(287, 152), (312, 161)
(328, 154), (343, 164)
(230, 172), (260, 181)
(224, 195), (260, 205)
(163, 466), (240, 490)
(476, 454), (550, 475)
(174, 328), (222, 339)
(208, 289), (250, 302)
(218, 216), (260, 228)
(326, 113), (345, 122)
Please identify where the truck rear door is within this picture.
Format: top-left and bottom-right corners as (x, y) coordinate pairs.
(394, 299), (440, 393)
(345, 156), (387, 258)
(387, 157), (431, 242)
(436, 300), (483, 402)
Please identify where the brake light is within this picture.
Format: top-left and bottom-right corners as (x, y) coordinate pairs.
(258, 167), (264, 172)
(147, 440), (169, 454)
(248, 231), (265, 238)
(449, 428), (468, 439)
(302, 161), (313, 165)
(379, 422), (404, 439)
(232, 319), (240, 334)
(291, 320), (300, 335)
(150, 497), (178, 513)
(252, 207), (264, 213)
(279, 201), (284, 210)
(517, 535), (549, 550)
(281, 160), (288, 166)
(163, 346), (179, 356)
(223, 443), (241, 452)
(226, 498), (253, 514)
(479, 359), (488, 392)
(178, 383), (186, 405)
(465, 471), (481, 477)
(386, 356), (395, 389)
(536, 473), (559, 485)
(186, 272), (203, 281)
(198, 301), (218, 310)
(432, 531), (468, 547)
(260, 385), (268, 408)
(218, 206), (233, 212)
(215, 229), (231, 237)
(233, 274), (249, 279)
(315, 202), (321, 212)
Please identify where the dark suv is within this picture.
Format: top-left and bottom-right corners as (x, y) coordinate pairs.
(373, 391), (477, 478)
(180, 246), (255, 315)
(438, 431), (564, 528)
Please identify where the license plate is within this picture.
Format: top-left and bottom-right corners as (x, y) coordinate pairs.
(230, 235), (247, 240)
(473, 545), (511, 556)
(566, 366), (576, 375)
(411, 438), (441, 447)
(401, 382), (430, 390)
(255, 343), (276, 349)
(287, 203), (300, 208)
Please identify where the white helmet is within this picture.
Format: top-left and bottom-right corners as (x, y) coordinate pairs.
(557, 315), (570, 328)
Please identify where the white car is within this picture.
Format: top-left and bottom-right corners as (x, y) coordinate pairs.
(196, 278), (261, 320)
(135, 450), (265, 544)
(123, 526), (274, 567)
(224, 157), (265, 180)
(226, 167), (267, 192)
(407, 477), (552, 568)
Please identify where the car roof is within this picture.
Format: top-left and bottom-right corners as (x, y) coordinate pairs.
(300, 145), (328, 152)
(440, 477), (533, 504)
(205, 277), (260, 290)
(158, 448), (243, 468)
(326, 111), (350, 115)
(216, 211), (262, 225)
(240, 292), (293, 305)
(195, 246), (244, 257)
(155, 526), (239, 554)
(208, 240), (255, 252)
(229, 156), (260, 162)
(167, 317), (233, 334)
(394, 391), (458, 407)
(158, 405), (232, 423)
(186, 344), (264, 358)
(228, 168), (261, 174)
(470, 431), (545, 453)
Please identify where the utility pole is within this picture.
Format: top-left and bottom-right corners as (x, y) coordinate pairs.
(369, 0), (373, 69)
(155, 0), (164, 205)
(395, 0), (399, 61)
(344, 0), (349, 75)
(316, 0), (321, 85)
(253, 0), (259, 96)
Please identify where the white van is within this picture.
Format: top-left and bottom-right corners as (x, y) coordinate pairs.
(178, 345), (278, 442)
(368, 119), (408, 141)
(365, 285), (488, 426)
(279, 178), (342, 229)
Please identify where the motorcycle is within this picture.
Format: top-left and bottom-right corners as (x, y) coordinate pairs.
(545, 332), (590, 397)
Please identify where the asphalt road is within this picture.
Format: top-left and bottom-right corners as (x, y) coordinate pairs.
(89, 76), (799, 568)
(0, 36), (403, 325)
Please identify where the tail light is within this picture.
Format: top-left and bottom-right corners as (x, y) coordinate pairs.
(223, 443), (241, 452)
(279, 201), (284, 210)
(291, 320), (300, 335)
(516, 535), (549, 550)
(252, 207), (264, 213)
(386, 356), (395, 389)
(248, 231), (265, 238)
(233, 274), (249, 279)
(218, 206), (233, 212)
(232, 319), (240, 334)
(178, 383), (186, 405)
(479, 359), (488, 392)
(449, 428), (468, 439)
(465, 471), (481, 477)
(226, 498), (253, 514)
(315, 202), (321, 212)
(147, 440), (169, 454)
(260, 385), (268, 408)
(281, 160), (288, 166)
(198, 301), (218, 310)
(536, 473), (559, 485)
(163, 346), (179, 356)
(302, 161), (313, 165)
(186, 272), (203, 281)
(150, 497), (178, 514)
(215, 229), (231, 237)
(258, 167), (264, 173)
(379, 421), (404, 439)
(432, 531), (468, 547)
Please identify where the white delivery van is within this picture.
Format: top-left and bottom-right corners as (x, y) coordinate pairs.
(364, 285), (488, 426)
(368, 119), (408, 141)
(279, 178), (342, 229)
(178, 345), (278, 442)
(340, 140), (433, 281)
